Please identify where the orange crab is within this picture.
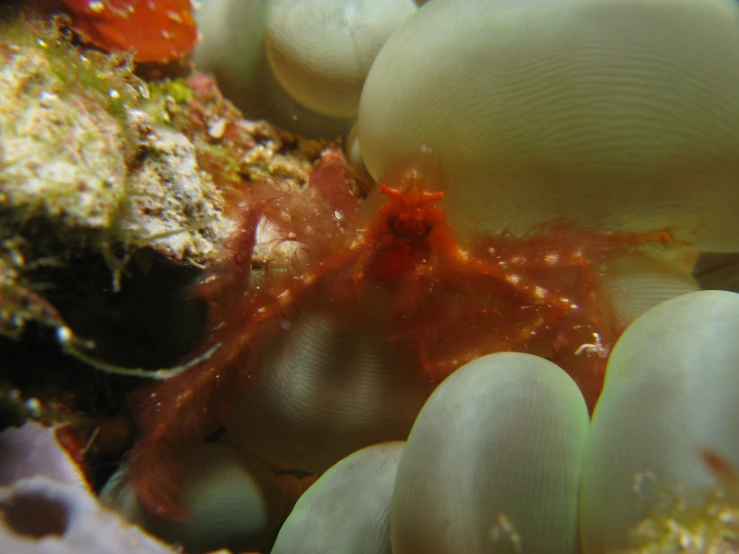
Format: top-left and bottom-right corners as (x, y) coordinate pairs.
(128, 168), (685, 519)
(55, 0), (197, 63)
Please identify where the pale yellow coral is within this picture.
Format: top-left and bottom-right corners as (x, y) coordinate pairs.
(358, 0), (739, 251)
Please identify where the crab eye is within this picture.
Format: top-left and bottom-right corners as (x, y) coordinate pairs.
(388, 214), (432, 241)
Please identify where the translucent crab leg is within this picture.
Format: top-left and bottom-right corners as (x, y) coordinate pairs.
(128, 241), (372, 520)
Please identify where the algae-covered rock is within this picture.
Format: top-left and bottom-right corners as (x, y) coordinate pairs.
(119, 118), (233, 263)
(0, 27), (131, 230)
(0, 18), (231, 267)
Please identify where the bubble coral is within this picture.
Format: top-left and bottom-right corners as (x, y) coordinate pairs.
(358, 0), (739, 251)
(101, 443), (285, 554)
(391, 352), (589, 554)
(264, 0), (417, 119)
(263, 293), (739, 554)
(56, 0), (198, 64)
(580, 289), (739, 552)
(222, 312), (433, 473)
(193, 0), (416, 137)
(272, 441), (404, 554)
(223, 252), (698, 474)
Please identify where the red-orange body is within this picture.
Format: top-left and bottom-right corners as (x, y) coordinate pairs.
(55, 0), (197, 63)
(128, 170), (683, 519)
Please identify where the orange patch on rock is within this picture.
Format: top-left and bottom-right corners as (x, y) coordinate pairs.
(58, 0), (197, 63)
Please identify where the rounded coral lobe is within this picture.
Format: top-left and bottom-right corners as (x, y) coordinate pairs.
(358, 0), (739, 251)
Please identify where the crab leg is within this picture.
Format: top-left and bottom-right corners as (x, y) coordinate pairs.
(129, 241), (370, 519)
